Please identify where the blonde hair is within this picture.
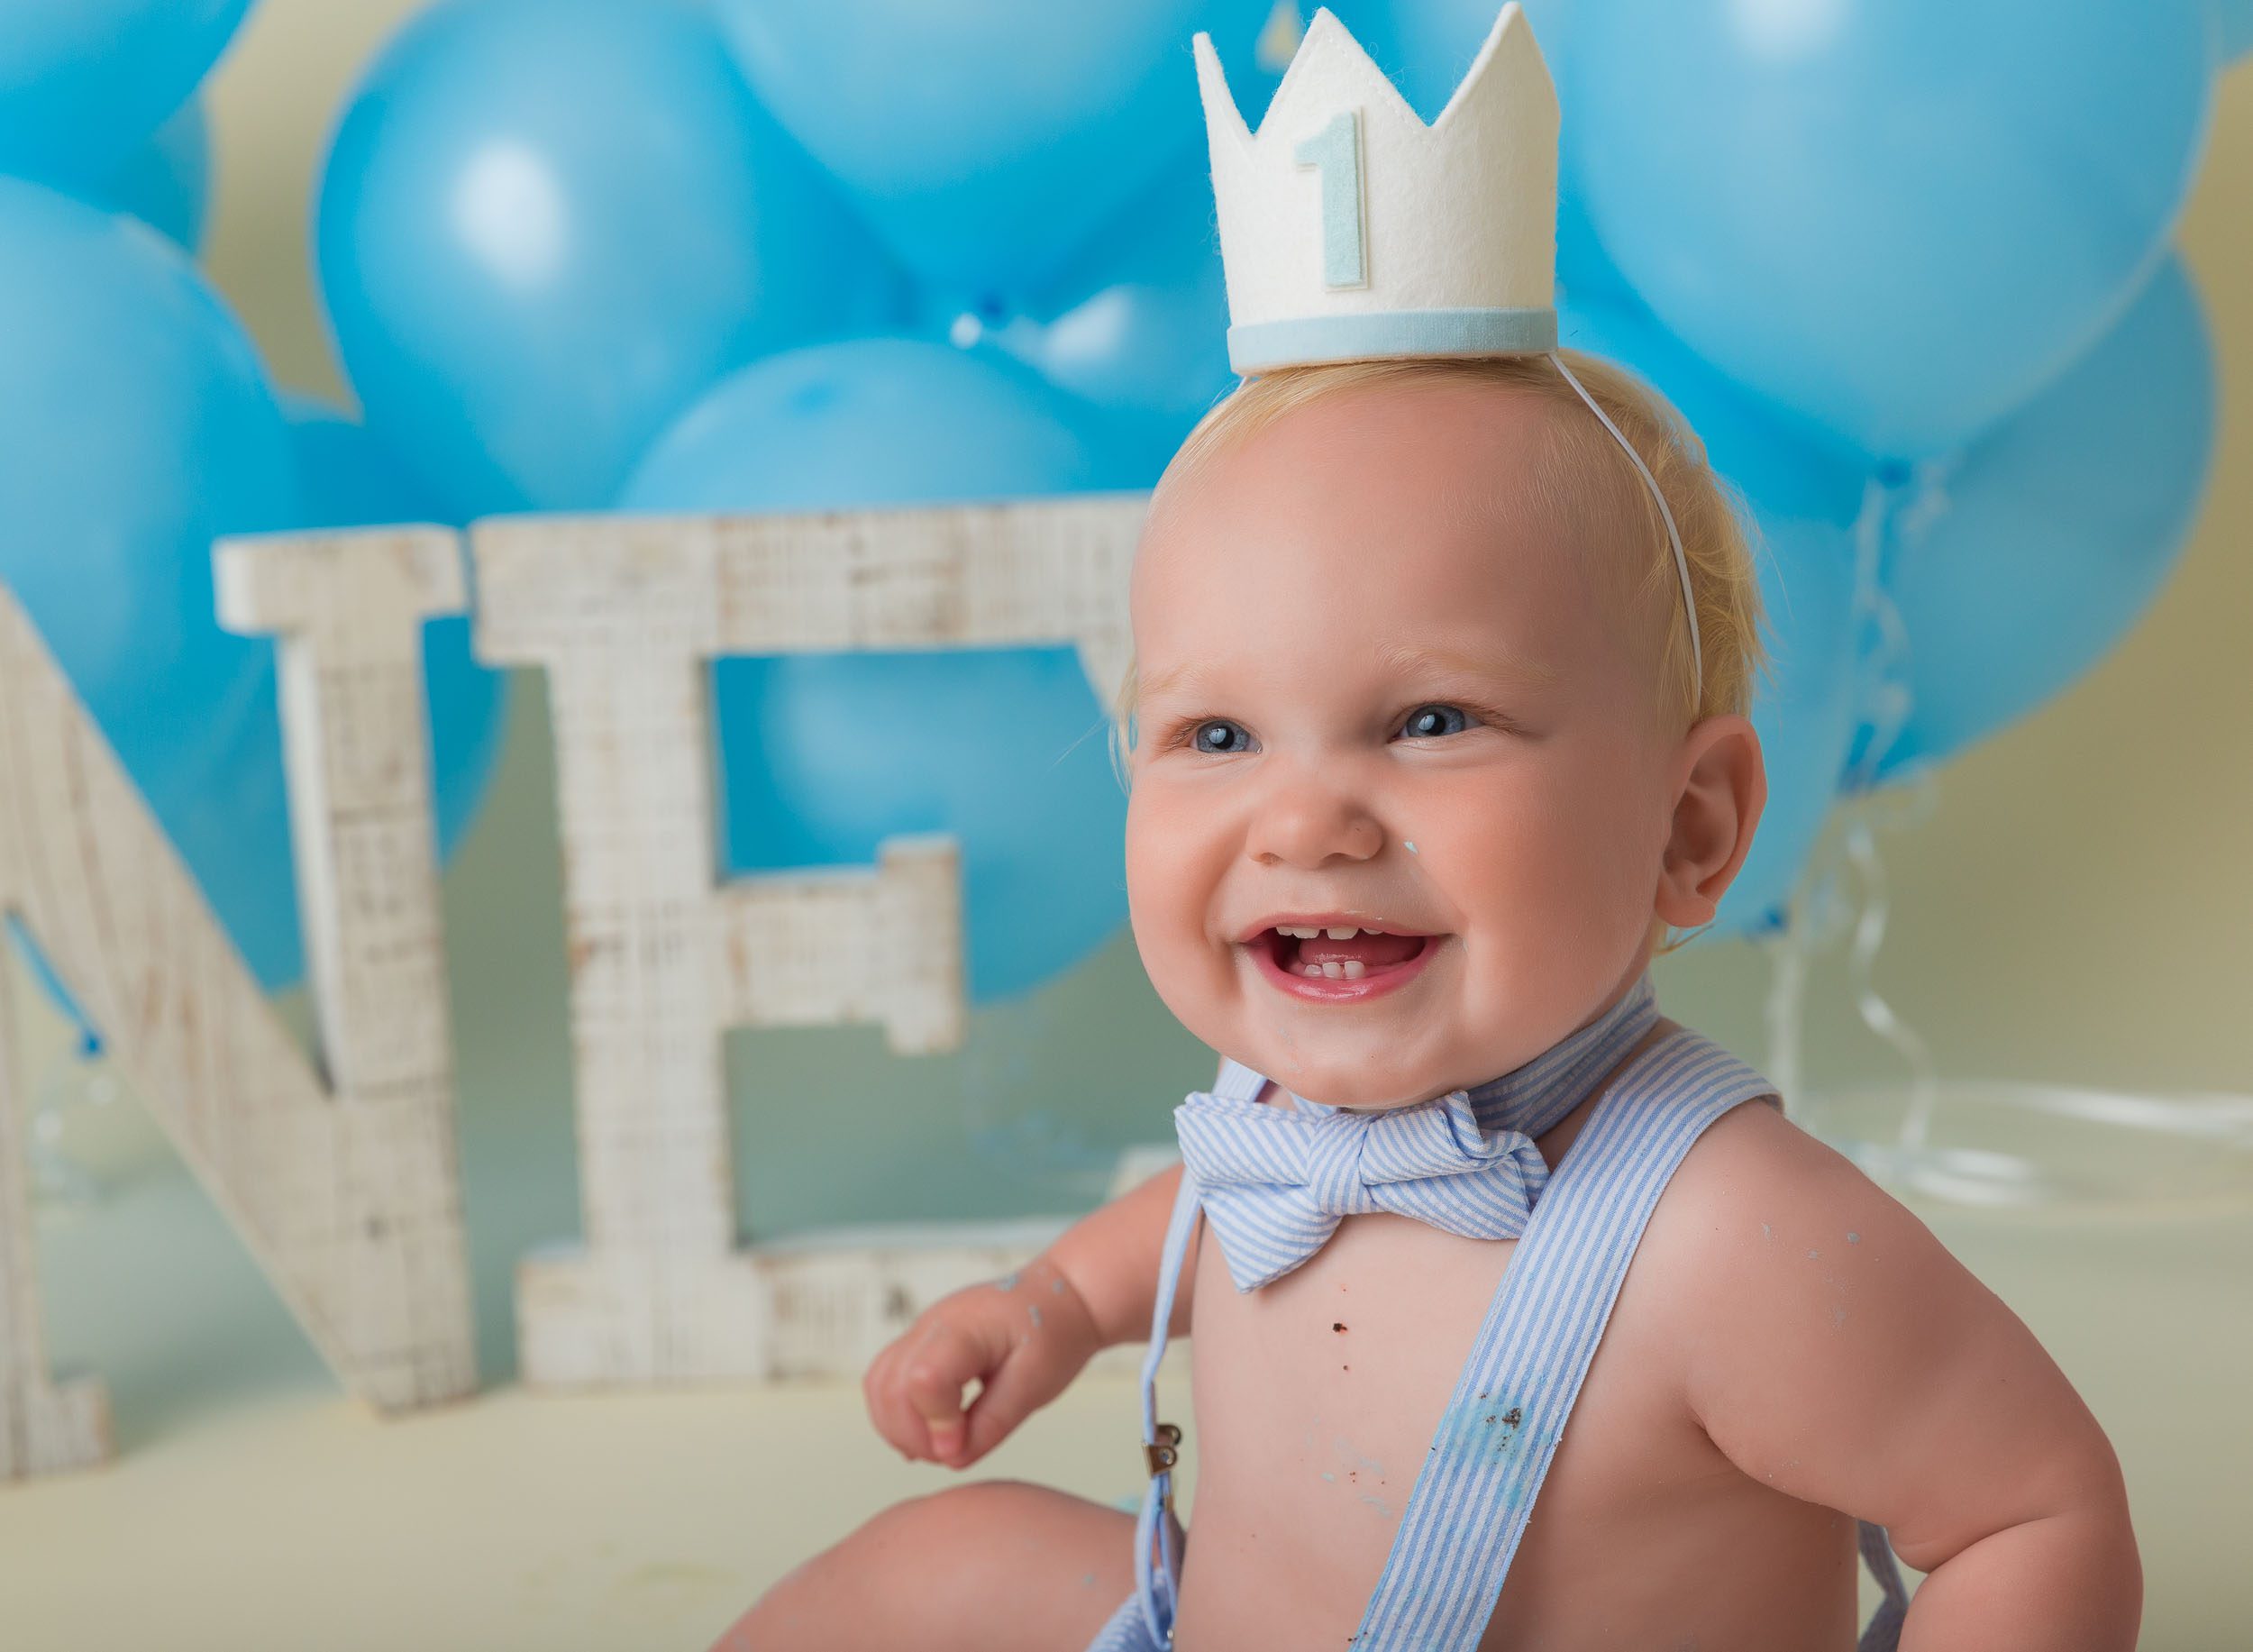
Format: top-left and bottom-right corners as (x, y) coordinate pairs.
(1112, 351), (1771, 957)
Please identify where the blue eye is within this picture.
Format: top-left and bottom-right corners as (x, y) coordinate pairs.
(1400, 704), (1473, 739)
(1190, 718), (1256, 754)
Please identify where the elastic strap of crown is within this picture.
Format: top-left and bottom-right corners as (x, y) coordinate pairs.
(1546, 351), (1704, 698)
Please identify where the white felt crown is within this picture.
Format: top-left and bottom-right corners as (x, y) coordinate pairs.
(1194, 4), (1559, 373)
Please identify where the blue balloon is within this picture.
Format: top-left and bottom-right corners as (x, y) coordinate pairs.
(277, 392), (448, 529)
(716, 0), (1274, 303)
(1576, 0), (2214, 461)
(158, 394), (515, 990)
(1557, 291), (1867, 940)
(0, 0), (250, 187)
(315, 0), (908, 520)
(2220, 1), (2253, 63)
(0, 178), (296, 820)
(88, 96), (211, 251)
(950, 7), (1325, 479)
(619, 338), (1132, 1002)
(1864, 255), (2214, 783)
(972, 152), (1236, 481)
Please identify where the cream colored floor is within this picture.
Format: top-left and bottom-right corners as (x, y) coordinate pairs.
(5, 1112), (2250, 1651)
(4, 1141), (1167, 1652)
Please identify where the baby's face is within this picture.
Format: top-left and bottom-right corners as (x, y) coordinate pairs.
(1126, 378), (1710, 1110)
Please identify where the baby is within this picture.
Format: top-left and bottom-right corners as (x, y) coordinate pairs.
(716, 10), (2138, 1649)
(715, 348), (2137, 1650)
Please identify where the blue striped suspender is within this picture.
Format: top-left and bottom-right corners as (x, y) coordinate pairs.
(1127, 1031), (1912, 1650)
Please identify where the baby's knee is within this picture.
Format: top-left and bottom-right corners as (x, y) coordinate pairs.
(715, 1481), (1057, 1651)
(862, 1478), (1058, 1570)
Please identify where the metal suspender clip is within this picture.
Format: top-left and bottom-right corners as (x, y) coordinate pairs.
(1144, 1420), (1181, 1476)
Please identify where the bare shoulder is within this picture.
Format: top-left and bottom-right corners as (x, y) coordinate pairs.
(1633, 1090), (2127, 1572)
(1644, 1091), (1928, 1274)
(1633, 1091), (1974, 1362)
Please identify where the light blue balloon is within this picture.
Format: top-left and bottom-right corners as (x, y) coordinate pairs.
(0, 178), (296, 1020)
(0, 178), (296, 820)
(2219, 0), (2253, 63)
(619, 337), (1133, 1002)
(1576, 0), (2214, 461)
(716, 0), (1274, 303)
(973, 153), (1236, 485)
(1557, 292), (1866, 940)
(315, 0), (908, 520)
(88, 96), (211, 251)
(956, 11), (1316, 479)
(146, 394), (515, 991)
(1865, 255), (2215, 783)
(0, 0), (250, 187)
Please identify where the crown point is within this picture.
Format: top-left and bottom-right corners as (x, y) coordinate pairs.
(1256, 4), (1418, 141)
(1293, 7), (1367, 68)
(1434, 0), (1557, 135)
(1192, 31), (1253, 147)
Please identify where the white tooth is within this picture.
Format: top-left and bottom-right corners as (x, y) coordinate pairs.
(1342, 960), (1366, 980)
(1300, 963), (1325, 978)
(1321, 961), (1345, 980)
(1326, 926), (1358, 940)
(1285, 926), (1319, 939)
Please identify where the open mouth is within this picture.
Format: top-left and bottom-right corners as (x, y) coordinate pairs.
(1247, 924), (1441, 1001)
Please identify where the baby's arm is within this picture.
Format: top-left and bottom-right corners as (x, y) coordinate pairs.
(1044, 1160), (1198, 1346)
(1657, 1103), (2139, 1651)
(862, 1163), (1193, 1470)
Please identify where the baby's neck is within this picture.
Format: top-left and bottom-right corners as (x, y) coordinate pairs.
(1279, 970), (1664, 1127)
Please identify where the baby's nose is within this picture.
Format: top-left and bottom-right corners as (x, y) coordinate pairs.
(1246, 784), (1385, 868)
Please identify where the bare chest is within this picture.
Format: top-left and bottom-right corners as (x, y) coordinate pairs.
(1172, 1207), (1859, 1651)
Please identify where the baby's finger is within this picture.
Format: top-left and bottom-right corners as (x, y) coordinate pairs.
(898, 1323), (982, 1463)
(953, 1336), (1048, 1466)
(870, 1334), (954, 1461)
(862, 1339), (921, 1458)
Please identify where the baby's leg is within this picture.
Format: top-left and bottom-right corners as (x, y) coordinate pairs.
(709, 1478), (1145, 1652)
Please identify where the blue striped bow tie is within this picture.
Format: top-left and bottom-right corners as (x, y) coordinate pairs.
(1174, 974), (1661, 1292)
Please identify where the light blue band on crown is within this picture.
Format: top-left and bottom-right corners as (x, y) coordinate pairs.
(1227, 307), (1559, 373)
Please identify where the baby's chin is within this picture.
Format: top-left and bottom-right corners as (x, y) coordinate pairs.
(1234, 1039), (1463, 1112)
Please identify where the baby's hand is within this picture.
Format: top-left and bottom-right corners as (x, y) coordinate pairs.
(862, 1250), (1104, 1471)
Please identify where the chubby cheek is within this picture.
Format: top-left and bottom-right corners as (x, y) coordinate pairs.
(1124, 782), (1235, 1034)
(1413, 760), (1657, 988)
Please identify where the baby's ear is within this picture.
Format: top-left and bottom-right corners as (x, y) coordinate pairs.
(1654, 715), (1765, 927)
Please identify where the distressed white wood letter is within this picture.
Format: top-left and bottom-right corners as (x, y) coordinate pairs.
(473, 497), (1140, 1387)
(0, 528), (476, 1478)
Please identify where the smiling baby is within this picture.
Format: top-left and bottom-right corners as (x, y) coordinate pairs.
(712, 8), (2139, 1650)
